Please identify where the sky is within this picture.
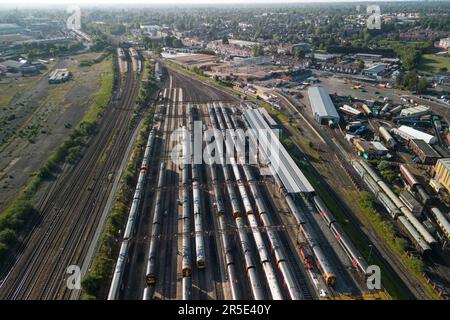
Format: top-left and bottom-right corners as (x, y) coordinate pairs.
(0, 0), (417, 9)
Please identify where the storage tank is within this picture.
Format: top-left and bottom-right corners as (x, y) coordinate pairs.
(381, 103), (390, 115)
(361, 104), (372, 116)
(390, 105), (403, 114)
(379, 126), (397, 148)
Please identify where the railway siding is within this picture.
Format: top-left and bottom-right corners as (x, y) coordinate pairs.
(82, 109), (155, 299)
(0, 57), (114, 268)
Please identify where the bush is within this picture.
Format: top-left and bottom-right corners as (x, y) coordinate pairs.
(409, 256), (424, 273)
(81, 272), (104, 296)
(0, 228), (16, 245)
(0, 242), (8, 260)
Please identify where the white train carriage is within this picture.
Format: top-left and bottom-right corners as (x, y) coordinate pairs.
(431, 207), (450, 241)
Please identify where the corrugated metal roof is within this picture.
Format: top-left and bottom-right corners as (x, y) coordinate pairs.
(437, 158), (450, 171)
(257, 107), (277, 126)
(243, 109), (314, 193)
(410, 139), (441, 157)
(307, 86), (340, 120)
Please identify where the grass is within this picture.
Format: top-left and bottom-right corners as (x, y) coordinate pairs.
(82, 58), (114, 123)
(356, 191), (441, 300)
(418, 54), (450, 73)
(0, 57), (114, 265)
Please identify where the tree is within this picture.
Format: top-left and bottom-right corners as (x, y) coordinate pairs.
(357, 59), (365, 70)
(292, 47), (305, 58)
(417, 79), (430, 94)
(377, 160), (390, 171)
(81, 273), (103, 297)
(252, 46), (264, 57)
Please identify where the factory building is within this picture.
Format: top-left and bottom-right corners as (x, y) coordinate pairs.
(354, 53), (383, 62)
(362, 64), (386, 77)
(408, 139), (441, 164)
(0, 23), (24, 35)
(433, 158), (450, 194)
(307, 86), (340, 126)
(437, 38), (450, 50)
(48, 68), (71, 84)
(243, 108), (314, 193)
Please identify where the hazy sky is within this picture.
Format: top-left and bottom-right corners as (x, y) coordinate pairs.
(0, 0), (411, 9)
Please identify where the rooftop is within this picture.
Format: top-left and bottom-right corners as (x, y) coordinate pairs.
(410, 139), (441, 157)
(243, 108), (314, 193)
(437, 158), (450, 171)
(307, 86), (340, 120)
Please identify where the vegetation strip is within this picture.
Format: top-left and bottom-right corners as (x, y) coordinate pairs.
(82, 59), (158, 299)
(0, 57), (114, 264)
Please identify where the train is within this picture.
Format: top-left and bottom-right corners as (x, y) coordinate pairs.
(108, 126), (157, 300)
(312, 196), (369, 276)
(430, 207), (450, 242)
(228, 109), (304, 300)
(352, 159), (434, 254)
(188, 105), (206, 269)
(155, 62), (163, 81)
(117, 47), (126, 60)
(399, 165), (430, 205)
(217, 104), (284, 300)
(209, 103), (266, 300)
(240, 103), (339, 286)
(145, 162), (166, 287)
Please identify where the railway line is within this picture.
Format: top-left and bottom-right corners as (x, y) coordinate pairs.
(109, 66), (379, 300)
(0, 50), (143, 300)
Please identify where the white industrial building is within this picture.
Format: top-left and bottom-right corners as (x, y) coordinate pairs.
(307, 86), (340, 126)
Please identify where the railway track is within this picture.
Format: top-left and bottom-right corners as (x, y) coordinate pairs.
(0, 52), (142, 300)
(117, 66), (375, 301)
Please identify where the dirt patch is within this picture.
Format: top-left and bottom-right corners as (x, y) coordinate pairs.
(0, 55), (111, 211)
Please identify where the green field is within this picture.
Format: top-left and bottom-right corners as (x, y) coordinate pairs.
(419, 54), (450, 73)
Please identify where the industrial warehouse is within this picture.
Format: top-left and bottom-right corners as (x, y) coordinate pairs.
(307, 86), (340, 126)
